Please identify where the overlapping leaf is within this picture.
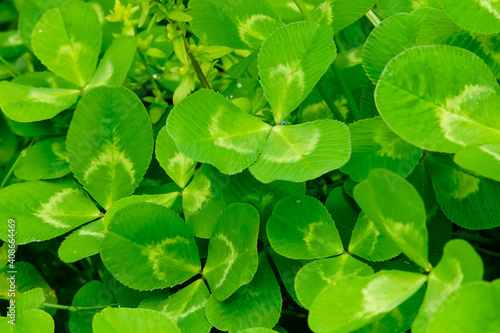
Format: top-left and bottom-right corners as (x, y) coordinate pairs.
(93, 307), (181, 333)
(267, 195), (343, 259)
(204, 203), (259, 301)
(354, 169), (431, 270)
(341, 117), (422, 181)
(31, 0), (102, 87)
(205, 254), (282, 332)
(86, 36), (137, 89)
(309, 270), (427, 333)
(259, 21), (336, 123)
(249, 119), (351, 183)
(140, 280), (211, 333)
(67, 86), (153, 210)
(0, 80), (80, 122)
(426, 280), (500, 333)
(375, 45), (500, 153)
(295, 254), (373, 309)
(156, 126), (196, 189)
(454, 144), (500, 182)
(426, 154), (500, 230)
(189, 0), (282, 49)
(14, 137), (70, 180)
(58, 220), (105, 263)
(348, 213), (401, 262)
(438, 0), (500, 34)
(182, 164), (227, 238)
(100, 203), (201, 290)
(167, 89), (272, 175)
(0, 180), (100, 244)
(413, 239), (483, 333)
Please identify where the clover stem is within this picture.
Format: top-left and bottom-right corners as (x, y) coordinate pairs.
(43, 303), (119, 312)
(331, 62), (361, 121)
(316, 79), (346, 122)
(182, 34), (211, 89)
(137, 50), (160, 92)
(0, 55), (20, 77)
(0, 139), (34, 189)
(293, 0), (314, 22)
(366, 10), (381, 27)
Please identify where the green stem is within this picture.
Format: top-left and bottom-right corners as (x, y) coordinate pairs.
(43, 303), (119, 312)
(182, 34), (211, 89)
(0, 140), (34, 189)
(366, 10), (381, 27)
(475, 247), (500, 257)
(293, 0), (360, 121)
(453, 231), (496, 245)
(316, 80), (346, 122)
(293, 0), (314, 21)
(330, 62), (361, 121)
(0, 55), (21, 77)
(138, 50), (160, 92)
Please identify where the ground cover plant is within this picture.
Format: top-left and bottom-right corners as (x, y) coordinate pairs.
(0, 0), (499, 332)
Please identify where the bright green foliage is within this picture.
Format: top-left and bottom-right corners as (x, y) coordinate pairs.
(182, 164), (226, 238)
(438, 0), (500, 34)
(0, 309), (54, 333)
(325, 187), (359, 248)
(205, 254), (282, 332)
(378, 0), (439, 16)
(93, 307), (181, 333)
(354, 169), (431, 270)
(16, 288), (45, 313)
(204, 203), (259, 301)
(58, 220), (105, 263)
(220, 169), (306, 225)
(416, 9), (500, 78)
(69, 281), (113, 333)
(426, 280), (500, 333)
(86, 36), (137, 89)
(156, 126), (196, 189)
(1, 1), (498, 332)
(348, 213), (401, 262)
(101, 203), (201, 290)
(67, 86), (153, 210)
(0, 180), (100, 244)
(357, 286), (426, 333)
(103, 192), (180, 228)
(249, 119), (351, 183)
(454, 144), (500, 182)
(167, 89), (272, 175)
(0, 262), (58, 315)
(189, 0), (282, 49)
(376, 45), (500, 153)
(14, 136), (70, 180)
(31, 0), (101, 87)
(17, 0), (68, 49)
(426, 154), (500, 229)
(267, 195), (343, 259)
(294, 254), (374, 309)
(0, 81), (80, 122)
(363, 9), (431, 83)
(259, 21), (336, 123)
(308, 270), (427, 333)
(268, 249), (308, 306)
(341, 117), (422, 181)
(328, 0), (377, 31)
(413, 239), (483, 333)
(140, 280), (211, 333)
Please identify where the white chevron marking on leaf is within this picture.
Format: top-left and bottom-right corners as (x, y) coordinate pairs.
(35, 188), (78, 228)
